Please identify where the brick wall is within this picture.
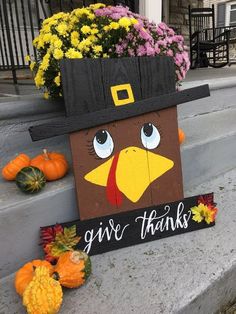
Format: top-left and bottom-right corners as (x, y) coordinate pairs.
(166, 0), (204, 44)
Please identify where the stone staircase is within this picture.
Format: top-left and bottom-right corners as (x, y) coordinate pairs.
(0, 74), (236, 313)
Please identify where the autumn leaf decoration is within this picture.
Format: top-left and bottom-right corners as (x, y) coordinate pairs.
(191, 194), (218, 224)
(40, 224), (81, 263)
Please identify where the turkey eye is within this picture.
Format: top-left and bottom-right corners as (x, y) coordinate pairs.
(141, 123), (160, 150)
(96, 130), (107, 144)
(143, 123), (153, 137)
(93, 130), (114, 159)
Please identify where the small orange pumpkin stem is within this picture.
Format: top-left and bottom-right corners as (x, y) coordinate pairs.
(30, 150), (68, 181)
(43, 149), (50, 160)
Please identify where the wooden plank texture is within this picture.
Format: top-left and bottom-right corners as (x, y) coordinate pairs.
(60, 59), (105, 116)
(101, 57), (142, 107)
(29, 84), (210, 141)
(139, 56), (176, 98)
(147, 107), (184, 205)
(69, 108), (183, 220)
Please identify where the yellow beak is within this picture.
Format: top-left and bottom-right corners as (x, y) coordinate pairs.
(84, 146), (174, 203)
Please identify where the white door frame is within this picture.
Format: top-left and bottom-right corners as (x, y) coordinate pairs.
(139, 0), (163, 24)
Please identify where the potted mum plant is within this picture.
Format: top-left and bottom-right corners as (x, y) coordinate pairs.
(28, 3), (190, 99)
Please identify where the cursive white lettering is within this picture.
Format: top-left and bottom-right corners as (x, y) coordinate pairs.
(84, 219), (130, 254)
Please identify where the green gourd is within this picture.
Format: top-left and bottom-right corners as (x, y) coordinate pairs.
(16, 166), (46, 194)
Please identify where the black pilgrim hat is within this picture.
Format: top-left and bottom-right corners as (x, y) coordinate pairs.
(29, 56), (209, 141)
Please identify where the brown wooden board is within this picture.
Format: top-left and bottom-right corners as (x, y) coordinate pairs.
(70, 107), (183, 220)
(148, 107), (183, 205)
(40, 193), (216, 256)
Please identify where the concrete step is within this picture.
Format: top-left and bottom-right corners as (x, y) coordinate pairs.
(179, 80), (236, 120)
(0, 168), (235, 314)
(180, 106), (236, 190)
(0, 86), (236, 277)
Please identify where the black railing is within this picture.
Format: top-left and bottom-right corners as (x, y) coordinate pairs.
(0, 0), (137, 84)
(46, 0), (138, 14)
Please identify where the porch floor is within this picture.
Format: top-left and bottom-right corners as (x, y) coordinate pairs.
(185, 65), (236, 82)
(0, 69), (40, 97)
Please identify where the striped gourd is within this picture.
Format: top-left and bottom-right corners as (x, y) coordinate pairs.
(16, 166), (46, 194)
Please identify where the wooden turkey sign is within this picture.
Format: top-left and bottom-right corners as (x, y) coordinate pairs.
(30, 57), (218, 256)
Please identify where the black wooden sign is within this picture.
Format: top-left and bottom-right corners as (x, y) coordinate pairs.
(41, 193), (217, 257)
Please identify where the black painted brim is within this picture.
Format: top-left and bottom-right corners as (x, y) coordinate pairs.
(29, 84), (210, 141)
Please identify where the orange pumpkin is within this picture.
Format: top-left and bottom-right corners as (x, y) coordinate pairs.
(178, 128), (185, 145)
(30, 149), (68, 181)
(15, 259), (53, 296)
(53, 251), (91, 288)
(2, 154), (30, 181)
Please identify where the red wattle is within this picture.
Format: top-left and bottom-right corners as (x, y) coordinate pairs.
(106, 153), (123, 207)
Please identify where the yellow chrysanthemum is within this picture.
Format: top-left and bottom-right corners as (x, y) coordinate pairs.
(52, 38), (63, 49)
(48, 19), (58, 27)
(25, 55), (31, 62)
(103, 25), (110, 32)
(87, 13), (95, 20)
(74, 8), (90, 18)
(118, 17), (131, 28)
(131, 18), (138, 25)
(81, 25), (91, 34)
(89, 3), (105, 10)
(42, 17), (51, 26)
(78, 38), (92, 51)
(70, 15), (79, 25)
(93, 45), (103, 54)
(110, 22), (120, 30)
(29, 61), (36, 71)
(43, 33), (52, 43)
(42, 24), (51, 33)
(87, 35), (97, 43)
(54, 74), (61, 86)
(32, 38), (38, 47)
(65, 48), (83, 59)
(34, 70), (45, 88)
(37, 38), (45, 49)
(40, 53), (50, 70)
(53, 48), (64, 60)
(53, 12), (68, 20)
(91, 28), (99, 35)
(71, 31), (80, 47)
(71, 31), (79, 39)
(56, 22), (68, 36)
(71, 38), (79, 47)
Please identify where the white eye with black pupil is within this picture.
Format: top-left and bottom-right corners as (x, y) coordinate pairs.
(93, 130), (114, 159)
(141, 123), (160, 150)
